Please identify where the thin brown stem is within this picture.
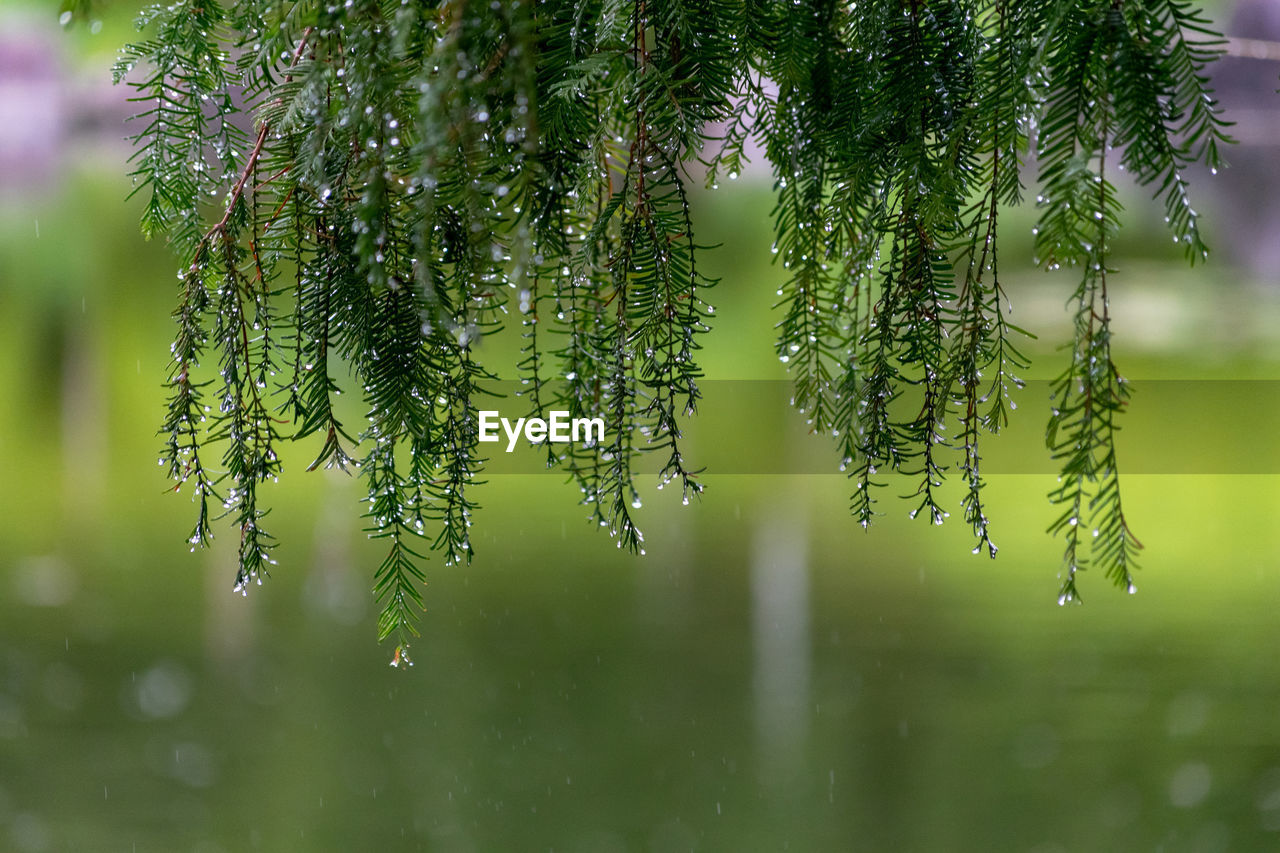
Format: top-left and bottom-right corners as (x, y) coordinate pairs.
(191, 28), (314, 258)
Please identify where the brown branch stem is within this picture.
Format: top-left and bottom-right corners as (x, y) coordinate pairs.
(191, 27), (314, 259)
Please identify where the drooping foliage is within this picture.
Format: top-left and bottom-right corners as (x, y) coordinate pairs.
(111, 0), (1230, 647)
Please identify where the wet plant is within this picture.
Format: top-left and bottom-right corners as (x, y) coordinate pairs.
(110, 0), (1230, 647)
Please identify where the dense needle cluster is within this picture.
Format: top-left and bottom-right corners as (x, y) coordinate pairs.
(113, 0), (1230, 645)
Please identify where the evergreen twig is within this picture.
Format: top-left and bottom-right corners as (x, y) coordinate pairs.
(117, 0), (1232, 648)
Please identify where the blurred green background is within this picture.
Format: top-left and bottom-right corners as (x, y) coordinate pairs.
(5, 2), (1280, 851)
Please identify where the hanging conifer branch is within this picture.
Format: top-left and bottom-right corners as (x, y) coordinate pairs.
(115, 0), (1232, 646)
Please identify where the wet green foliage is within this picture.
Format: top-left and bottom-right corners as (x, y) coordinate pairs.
(114, 0), (1230, 645)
